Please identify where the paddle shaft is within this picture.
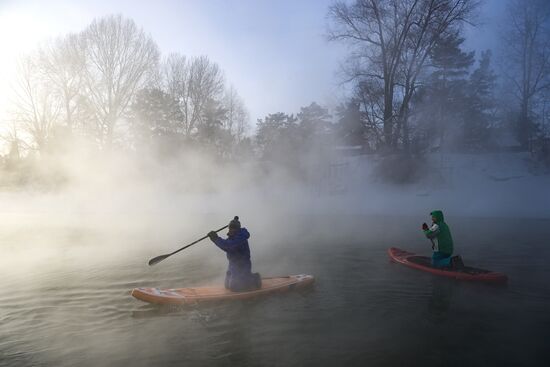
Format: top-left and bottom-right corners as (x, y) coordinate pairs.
(430, 238), (436, 250)
(169, 224), (228, 256)
(148, 224), (229, 266)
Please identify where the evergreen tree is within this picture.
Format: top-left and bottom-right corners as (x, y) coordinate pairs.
(297, 102), (332, 139)
(128, 88), (183, 154)
(335, 99), (365, 147)
(255, 112), (299, 163)
(464, 50), (497, 150)
(412, 32), (474, 150)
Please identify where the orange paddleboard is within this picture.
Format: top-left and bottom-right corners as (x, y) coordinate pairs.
(131, 274), (315, 305)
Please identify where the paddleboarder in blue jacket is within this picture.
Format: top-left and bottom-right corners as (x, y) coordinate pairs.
(208, 216), (262, 292)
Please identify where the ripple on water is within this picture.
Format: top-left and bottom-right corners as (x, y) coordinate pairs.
(1, 216), (550, 367)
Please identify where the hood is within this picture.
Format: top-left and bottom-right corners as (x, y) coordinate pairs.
(228, 227), (250, 240)
(430, 210), (445, 223)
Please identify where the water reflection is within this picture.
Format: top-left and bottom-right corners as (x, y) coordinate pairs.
(1, 215), (549, 366)
(427, 277), (455, 321)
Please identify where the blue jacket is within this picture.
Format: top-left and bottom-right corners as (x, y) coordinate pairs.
(213, 228), (252, 275)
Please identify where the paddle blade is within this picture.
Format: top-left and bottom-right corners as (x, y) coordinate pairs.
(148, 254), (170, 266)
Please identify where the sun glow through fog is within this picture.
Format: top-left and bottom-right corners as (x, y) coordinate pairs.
(0, 8), (57, 128)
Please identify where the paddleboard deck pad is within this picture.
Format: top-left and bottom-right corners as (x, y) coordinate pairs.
(132, 274), (315, 305)
(388, 247), (507, 283)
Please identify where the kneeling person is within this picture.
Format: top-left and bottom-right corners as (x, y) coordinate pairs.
(422, 210), (454, 268)
(208, 216), (261, 292)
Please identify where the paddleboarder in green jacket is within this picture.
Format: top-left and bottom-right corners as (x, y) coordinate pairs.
(422, 210), (454, 268)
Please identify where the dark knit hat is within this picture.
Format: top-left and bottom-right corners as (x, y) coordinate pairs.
(229, 216), (241, 229)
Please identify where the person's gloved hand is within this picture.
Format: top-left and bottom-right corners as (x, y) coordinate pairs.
(422, 222), (429, 231)
(207, 231), (218, 241)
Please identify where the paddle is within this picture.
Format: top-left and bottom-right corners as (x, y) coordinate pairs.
(148, 224), (229, 266)
(422, 222), (436, 250)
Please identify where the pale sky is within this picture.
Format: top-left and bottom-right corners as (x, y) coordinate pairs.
(0, 0), (503, 129)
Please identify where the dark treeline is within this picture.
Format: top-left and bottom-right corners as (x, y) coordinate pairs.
(326, 0), (550, 162)
(1, 0), (550, 188)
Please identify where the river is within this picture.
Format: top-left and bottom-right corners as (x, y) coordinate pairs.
(1, 215), (549, 366)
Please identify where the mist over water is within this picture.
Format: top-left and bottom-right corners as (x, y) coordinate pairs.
(1, 0), (550, 365)
(1, 209), (549, 367)
(0, 126), (548, 367)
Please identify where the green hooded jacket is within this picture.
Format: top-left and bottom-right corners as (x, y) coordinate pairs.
(424, 210), (454, 256)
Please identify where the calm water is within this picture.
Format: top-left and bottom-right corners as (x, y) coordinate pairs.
(1, 215), (549, 367)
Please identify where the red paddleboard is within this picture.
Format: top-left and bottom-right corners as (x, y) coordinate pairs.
(131, 274), (315, 305)
(388, 247), (507, 283)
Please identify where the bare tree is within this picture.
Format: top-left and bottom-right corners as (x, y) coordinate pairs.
(222, 85), (250, 142)
(328, 0), (479, 151)
(0, 121), (25, 164)
(12, 55), (60, 153)
(80, 14), (160, 147)
(163, 54), (225, 137)
(163, 53), (190, 136)
(356, 79), (384, 150)
(38, 33), (86, 132)
(501, 0), (550, 151)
